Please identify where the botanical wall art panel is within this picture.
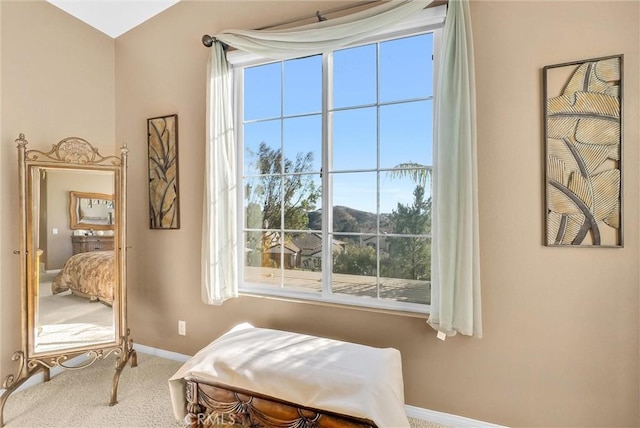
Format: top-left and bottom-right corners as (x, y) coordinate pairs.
(543, 55), (623, 247)
(148, 114), (180, 229)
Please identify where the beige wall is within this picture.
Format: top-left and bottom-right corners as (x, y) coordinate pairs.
(470, 1), (639, 426)
(114, 1), (639, 426)
(0, 0), (115, 375)
(0, 0), (4, 372)
(0, 0), (637, 426)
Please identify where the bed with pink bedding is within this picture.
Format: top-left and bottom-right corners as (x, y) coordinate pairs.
(51, 250), (115, 305)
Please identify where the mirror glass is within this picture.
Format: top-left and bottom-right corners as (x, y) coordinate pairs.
(69, 191), (115, 230)
(32, 167), (117, 354)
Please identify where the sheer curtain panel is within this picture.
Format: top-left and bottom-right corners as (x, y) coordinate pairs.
(202, 42), (238, 305)
(428, 0), (482, 337)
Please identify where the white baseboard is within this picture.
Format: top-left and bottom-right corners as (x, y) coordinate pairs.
(133, 344), (506, 427)
(405, 404), (507, 427)
(134, 343), (192, 363)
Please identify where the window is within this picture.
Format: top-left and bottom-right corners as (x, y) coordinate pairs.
(233, 13), (442, 314)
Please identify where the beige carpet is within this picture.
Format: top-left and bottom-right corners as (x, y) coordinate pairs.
(3, 352), (448, 428)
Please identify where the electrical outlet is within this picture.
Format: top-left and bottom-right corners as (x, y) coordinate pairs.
(178, 320), (186, 336)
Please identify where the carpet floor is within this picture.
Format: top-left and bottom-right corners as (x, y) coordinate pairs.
(3, 352), (447, 428)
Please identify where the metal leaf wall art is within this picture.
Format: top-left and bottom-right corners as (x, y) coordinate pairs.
(148, 114), (180, 229)
(544, 55), (623, 247)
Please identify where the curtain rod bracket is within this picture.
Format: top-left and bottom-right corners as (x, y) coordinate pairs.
(202, 34), (228, 50)
(202, 34), (215, 47)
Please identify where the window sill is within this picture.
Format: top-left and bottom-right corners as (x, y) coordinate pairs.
(238, 287), (430, 319)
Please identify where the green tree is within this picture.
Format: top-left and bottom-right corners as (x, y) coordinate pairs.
(244, 142), (320, 266)
(245, 142), (320, 230)
(333, 244), (377, 277)
(386, 163), (431, 189)
(386, 185), (431, 281)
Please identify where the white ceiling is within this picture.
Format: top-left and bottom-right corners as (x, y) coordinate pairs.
(46, 0), (181, 38)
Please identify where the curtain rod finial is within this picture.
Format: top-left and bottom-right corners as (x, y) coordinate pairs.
(202, 34), (215, 47)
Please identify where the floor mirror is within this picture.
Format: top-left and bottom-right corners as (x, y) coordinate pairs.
(0, 134), (136, 427)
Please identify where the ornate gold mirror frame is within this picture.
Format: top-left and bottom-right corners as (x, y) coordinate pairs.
(69, 190), (115, 230)
(0, 134), (137, 427)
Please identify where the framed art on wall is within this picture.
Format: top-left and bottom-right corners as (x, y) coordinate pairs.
(148, 114), (180, 229)
(543, 54), (623, 247)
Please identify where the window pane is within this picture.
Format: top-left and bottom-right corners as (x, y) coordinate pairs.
(379, 100), (432, 169)
(283, 232), (322, 291)
(283, 174), (321, 231)
(244, 176), (282, 229)
(283, 115), (321, 173)
(332, 206), (380, 235)
(379, 33), (433, 103)
(332, 234), (378, 298)
(331, 172), (378, 225)
(380, 236), (431, 305)
(293, 232), (324, 272)
(244, 175), (282, 229)
(244, 120), (281, 175)
(331, 234), (357, 251)
(243, 231), (283, 286)
(379, 277), (430, 304)
(380, 172), (431, 222)
(244, 62), (281, 120)
(333, 44), (377, 109)
(331, 107), (377, 172)
(284, 56), (322, 116)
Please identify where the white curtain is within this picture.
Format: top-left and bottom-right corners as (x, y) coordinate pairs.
(428, 0), (482, 337)
(216, 1), (430, 61)
(202, 42), (238, 305)
(202, 0), (434, 305)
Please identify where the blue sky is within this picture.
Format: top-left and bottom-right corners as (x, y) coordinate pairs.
(243, 33), (433, 216)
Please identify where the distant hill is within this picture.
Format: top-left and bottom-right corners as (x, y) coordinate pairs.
(308, 206), (391, 233)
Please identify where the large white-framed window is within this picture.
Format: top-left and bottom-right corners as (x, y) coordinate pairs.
(230, 7), (445, 314)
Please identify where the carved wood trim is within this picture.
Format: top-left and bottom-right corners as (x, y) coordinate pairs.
(184, 379), (376, 428)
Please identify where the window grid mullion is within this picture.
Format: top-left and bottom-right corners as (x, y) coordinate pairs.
(245, 165), (433, 179)
(321, 51), (332, 297)
(375, 41), (381, 300)
(279, 61), (285, 288)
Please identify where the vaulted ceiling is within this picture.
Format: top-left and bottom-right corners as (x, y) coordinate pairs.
(46, 0), (180, 38)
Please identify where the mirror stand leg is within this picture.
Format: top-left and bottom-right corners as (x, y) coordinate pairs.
(0, 352), (42, 427)
(130, 349), (138, 368)
(0, 374), (33, 428)
(109, 344), (137, 406)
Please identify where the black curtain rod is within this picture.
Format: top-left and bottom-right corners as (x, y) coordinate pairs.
(202, 0), (377, 47)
